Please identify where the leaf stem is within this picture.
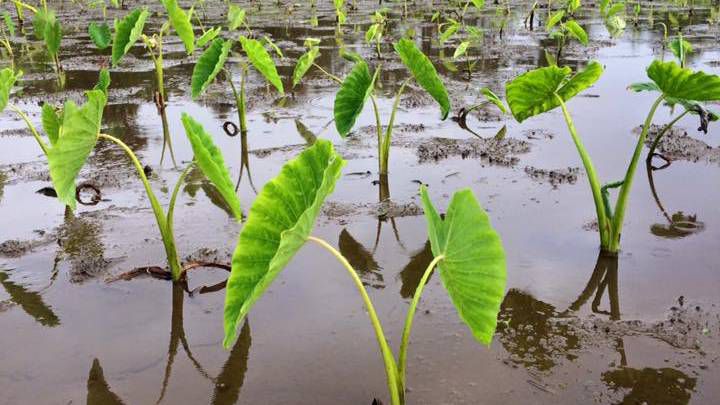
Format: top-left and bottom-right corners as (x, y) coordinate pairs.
(311, 62), (342, 84)
(646, 108), (688, 164)
(307, 235), (401, 405)
(9, 104), (48, 155)
(381, 78), (411, 175)
(397, 254), (444, 395)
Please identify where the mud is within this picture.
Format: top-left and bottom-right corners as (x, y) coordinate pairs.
(524, 166), (580, 188)
(643, 124), (720, 165)
(416, 136), (531, 165)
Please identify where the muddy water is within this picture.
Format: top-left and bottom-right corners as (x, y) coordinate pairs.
(1, 1), (720, 404)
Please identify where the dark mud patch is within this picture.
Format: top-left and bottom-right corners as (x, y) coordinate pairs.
(642, 125), (720, 165)
(56, 215), (110, 283)
(0, 240), (35, 258)
(416, 137), (531, 166)
(524, 166), (580, 188)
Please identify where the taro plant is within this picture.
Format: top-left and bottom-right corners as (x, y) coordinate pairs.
(365, 9), (388, 59)
(545, 10), (588, 64)
(504, 60), (720, 253)
(324, 38), (450, 179)
(223, 139), (507, 405)
(31, 5), (63, 84)
(1, 10), (15, 68)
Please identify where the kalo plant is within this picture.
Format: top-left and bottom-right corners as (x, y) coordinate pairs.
(223, 139), (507, 405)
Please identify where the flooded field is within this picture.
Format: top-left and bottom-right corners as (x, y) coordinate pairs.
(1, 1), (719, 404)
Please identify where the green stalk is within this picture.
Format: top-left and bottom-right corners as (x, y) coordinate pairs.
(556, 96), (610, 249)
(609, 95), (664, 252)
(9, 104), (48, 155)
(370, 95), (383, 175)
(311, 62), (342, 84)
(307, 236), (402, 405)
(227, 67), (248, 136)
(166, 164), (194, 260)
(99, 133), (183, 280)
(380, 79), (411, 175)
(397, 254), (444, 395)
(645, 109), (688, 164)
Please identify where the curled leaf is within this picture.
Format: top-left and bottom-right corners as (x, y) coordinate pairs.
(191, 38), (232, 99)
(333, 61), (376, 136)
(239, 36), (284, 95)
(160, 0), (195, 55)
(394, 38), (451, 119)
(292, 47), (320, 88)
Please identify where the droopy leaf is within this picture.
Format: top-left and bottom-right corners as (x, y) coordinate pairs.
(546, 10), (565, 31)
(394, 38), (451, 119)
(453, 41), (470, 59)
(41, 103), (61, 145)
(89, 22), (111, 50)
(420, 186), (506, 345)
(292, 46), (320, 88)
(239, 36), (284, 95)
(0, 68), (21, 113)
(196, 26), (221, 48)
(181, 114), (242, 220)
(112, 8), (149, 66)
(48, 90), (107, 209)
(480, 87), (507, 114)
(160, 0), (195, 55)
(227, 5), (246, 31)
(565, 20), (588, 46)
(647, 60), (720, 102)
(506, 61), (603, 122)
(334, 61), (375, 136)
(223, 139), (346, 347)
(191, 38), (232, 99)
(94, 68), (111, 96)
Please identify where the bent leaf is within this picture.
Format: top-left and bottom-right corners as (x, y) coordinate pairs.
(89, 22), (111, 50)
(160, 0), (194, 55)
(565, 20), (588, 46)
(334, 61), (376, 136)
(0, 68), (21, 112)
(394, 38), (451, 119)
(48, 90), (107, 209)
(181, 114), (242, 220)
(191, 38), (232, 99)
(41, 104), (61, 145)
(420, 186), (506, 345)
(292, 47), (320, 88)
(94, 69), (111, 96)
(112, 8), (149, 66)
(223, 139), (346, 347)
(239, 36), (284, 95)
(506, 61), (603, 122)
(196, 26), (221, 48)
(480, 87), (507, 114)
(647, 60), (720, 102)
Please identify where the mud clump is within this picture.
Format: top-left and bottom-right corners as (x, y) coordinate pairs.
(0, 240), (33, 258)
(642, 125), (720, 165)
(416, 137), (531, 166)
(322, 200), (423, 224)
(524, 166), (580, 188)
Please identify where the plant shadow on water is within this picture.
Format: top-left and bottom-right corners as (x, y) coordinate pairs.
(86, 284), (252, 405)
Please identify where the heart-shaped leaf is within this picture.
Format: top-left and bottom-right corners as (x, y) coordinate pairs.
(239, 36), (284, 95)
(41, 103), (61, 145)
(227, 5), (246, 31)
(44, 15), (62, 58)
(420, 186), (506, 345)
(196, 26), (221, 48)
(0, 68), (21, 113)
(89, 22), (111, 50)
(394, 38), (451, 120)
(223, 139), (346, 347)
(180, 114), (242, 220)
(647, 60), (720, 102)
(333, 61), (376, 136)
(160, 0), (195, 55)
(112, 8), (149, 66)
(292, 46), (320, 88)
(506, 61), (603, 122)
(565, 20), (588, 46)
(48, 90), (107, 209)
(191, 38), (232, 99)
(93, 68), (111, 96)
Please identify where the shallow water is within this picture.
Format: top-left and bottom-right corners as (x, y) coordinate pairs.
(1, 1), (719, 404)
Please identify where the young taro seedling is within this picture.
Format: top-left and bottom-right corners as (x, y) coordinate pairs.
(1, 10), (16, 68)
(31, 4), (64, 85)
(222, 139), (507, 405)
(545, 10), (588, 64)
(504, 60), (720, 253)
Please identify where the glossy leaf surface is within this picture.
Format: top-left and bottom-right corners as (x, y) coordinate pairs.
(394, 38), (451, 119)
(111, 8), (149, 66)
(191, 38), (231, 99)
(239, 36), (284, 95)
(333, 62), (375, 136)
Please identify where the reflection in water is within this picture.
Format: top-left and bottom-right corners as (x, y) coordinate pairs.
(646, 162), (705, 239)
(0, 270), (60, 327)
(602, 367), (696, 405)
(0, 170), (6, 202)
(87, 358), (125, 405)
(338, 229), (384, 289)
(398, 241), (434, 299)
(566, 252), (620, 320)
(184, 167), (236, 218)
(294, 119), (318, 145)
(57, 210), (108, 283)
(211, 321), (251, 405)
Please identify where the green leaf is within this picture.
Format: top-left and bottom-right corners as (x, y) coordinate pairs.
(263, 36), (284, 58)
(506, 61), (603, 122)
(227, 5), (246, 31)
(223, 139), (346, 347)
(470, 0), (485, 10)
(33, 9), (49, 40)
(628, 82), (660, 92)
(44, 15), (62, 58)
(196, 26), (221, 48)
(647, 60), (720, 101)
(365, 23), (379, 43)
(340, 47), (365, 64)
(394, 38), (451, 120)
(0, 68), (21, 113)
(292, 47), (320, 88)
(669, 37), (692, 64)
(93, 68), (111, 96)
(565, 20), (588, 46)
(239, 36), (284, 95)
(439, 22), (458, 43)
(420, 186), (506, 345)
(191, 38), (232, 99)
(112, 8), (149, 66)
(480, 87), (507, 114)
(3, 11), (16, 37)
(160, 0), (195, 55)
(453, 41), (470, 59)
(546, 10), (565, 31)
(89, 22), (111, 50)
(181, 114), (242, 220)
(607, 3), (626, 17)
(41, 103), (61, 145)
(48, 90), (107, 210)
(333, 61), (376, 136)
